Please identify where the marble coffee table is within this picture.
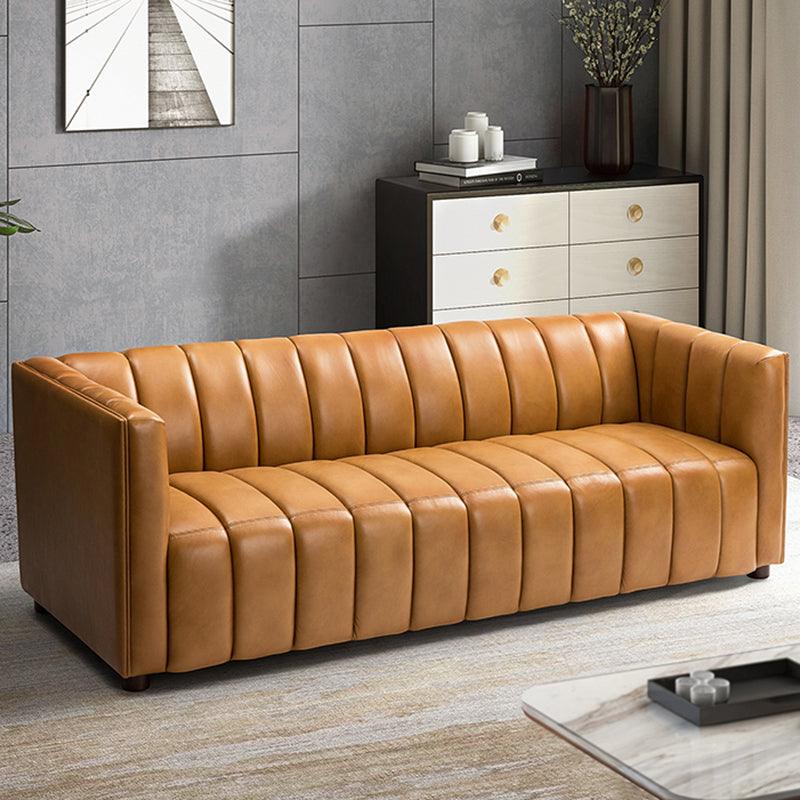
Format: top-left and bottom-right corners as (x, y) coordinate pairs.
(522, 644), (800, 800)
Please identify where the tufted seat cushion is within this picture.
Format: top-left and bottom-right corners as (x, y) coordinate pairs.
(165, 421), (757, 673)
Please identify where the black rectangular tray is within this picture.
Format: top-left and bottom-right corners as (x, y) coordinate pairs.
(648, 658), (800, 726)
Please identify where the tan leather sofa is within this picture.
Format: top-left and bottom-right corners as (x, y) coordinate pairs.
(13, 313), (788, 691)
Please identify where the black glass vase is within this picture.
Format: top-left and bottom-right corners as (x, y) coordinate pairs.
(584, 84), (634, 175)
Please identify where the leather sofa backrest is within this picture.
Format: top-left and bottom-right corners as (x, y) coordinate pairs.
(58, 313), (640, 473)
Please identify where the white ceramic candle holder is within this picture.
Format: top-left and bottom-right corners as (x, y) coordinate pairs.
(674, 676), (697, 700)
(708, 677), (730, 703)
(464, 112), (489, 158)
(448, 129), (479, 163)
(484, 126), (504, 162)
(690, 670), (715, 684)
(690, 683), (716, 706)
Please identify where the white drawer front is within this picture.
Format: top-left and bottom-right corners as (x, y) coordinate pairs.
(570, 183), (699, 244)
(432, 192), (569, 255)
(570, 289), (699, 325)
(433, 246), (568, 310)
(571, 236), (698, 298)
(433, 299), (569, 324)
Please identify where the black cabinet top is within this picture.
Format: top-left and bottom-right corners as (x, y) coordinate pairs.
(379, 164), (702, 199)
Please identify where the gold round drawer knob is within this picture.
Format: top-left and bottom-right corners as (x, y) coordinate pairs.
(492, 213), (510, 232)
(627, 257), (644, 276)
(627, 203), (644, 223)
(492, 267), (510, 287)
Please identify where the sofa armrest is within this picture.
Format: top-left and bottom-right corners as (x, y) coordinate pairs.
(620, 312), (789, 567)
(12, 357), (170, 678)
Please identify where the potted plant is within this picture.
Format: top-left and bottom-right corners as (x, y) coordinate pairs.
(561, 0), (666, 175)
(0, 199), (38, 236)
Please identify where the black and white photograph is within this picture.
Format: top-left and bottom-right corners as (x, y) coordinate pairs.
(64, 0), (234, 131)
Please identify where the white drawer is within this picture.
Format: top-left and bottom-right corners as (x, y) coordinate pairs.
(570, 289), (699, 325)
(571, 236), (698, 298)
(432, 192), (568, 255)
(433, 246), (568, 310)
(433, 299), (569, 324)
(570, 183), (699, 244)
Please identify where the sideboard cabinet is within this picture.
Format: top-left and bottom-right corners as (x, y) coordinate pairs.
(376, 165), (702, 327)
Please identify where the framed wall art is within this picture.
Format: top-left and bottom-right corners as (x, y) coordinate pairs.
(64, 0), (235, 132)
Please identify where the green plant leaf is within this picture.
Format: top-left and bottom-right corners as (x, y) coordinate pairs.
(0, 212), (39, 232)
(0, 224), (20, 236)
(0, 199), (21, 207)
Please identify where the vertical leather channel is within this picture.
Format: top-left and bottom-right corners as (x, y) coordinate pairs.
(229, 466), (356, 650)
(618, 311), (669, 422)
(126, 345), (204, 473)
(485, 318), (558, 434)
(390, 325), (465, 446)
(182, 341), (259, 471)
(238, 337), (314, 466)
(684, 332), (740, 441)
(442, 439), (573, 611)
(286, 460), (413, 640)
(530, 316), (603, 430)
(540, 428), (672, 593)
(494, 433), (625, 601)
(576, 313), (639, 423)
(169, 472), (295, 662)
(60, 352), (139, 400)
(342, 329), (415, 454)
(438, 321), (512, 440)
(394, 447), (522, 620)
(166, 487), (233, 672)
(721, 345), (788, 566)
(290, 334), (366, 460)
(344, 453), (469, 631)
(649, 322), (706, 431)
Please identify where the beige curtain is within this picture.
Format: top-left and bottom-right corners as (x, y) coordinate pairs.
(659, 0), (766, 341)
(764, 1), (800, 414)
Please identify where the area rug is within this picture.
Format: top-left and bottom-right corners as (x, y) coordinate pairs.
(2, 479), (799, 800)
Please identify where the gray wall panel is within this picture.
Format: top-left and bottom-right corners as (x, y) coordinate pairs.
(300, 273), (375, 333)
(9, 154), (297, 360)
(299, 23), (432, 278)
(0, 38), (7, 302)
(0, 0), (6, 36)
(434, 0), (562, 143)
(561, 31), (660, 167)
(8, 0), (297, 167)
(300, 0), (432, 25)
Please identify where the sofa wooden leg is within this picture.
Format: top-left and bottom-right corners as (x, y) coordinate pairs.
(747, 566), (770, 580)
(121, 675), (150, 692)
(33, 601), (48, 615)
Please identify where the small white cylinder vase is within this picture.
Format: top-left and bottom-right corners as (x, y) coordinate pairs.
(464, 112), (489, 158)
(484, 126), (504, 162)
(690, 683), (716, 707)
(690, 670), (715, 684)
(708, 678), (731, 703)
(674, 676), (697, 700)
(448, 129), (479, 163)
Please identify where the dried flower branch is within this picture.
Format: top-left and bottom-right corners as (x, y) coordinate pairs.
(561, 0), (666, 87)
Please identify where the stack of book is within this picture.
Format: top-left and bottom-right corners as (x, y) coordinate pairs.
(415, 154), (541, 188)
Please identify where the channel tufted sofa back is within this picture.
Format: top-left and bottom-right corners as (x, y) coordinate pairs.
(55, 315), (641, 473)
